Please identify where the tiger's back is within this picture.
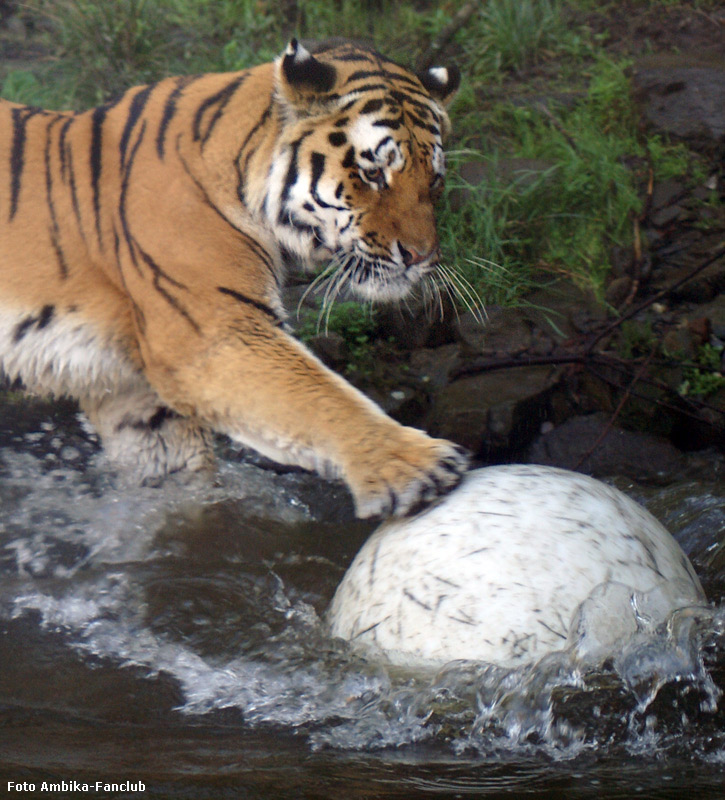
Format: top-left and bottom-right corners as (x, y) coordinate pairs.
(0, 40), (469, 517)
(0, 66), (281, 398)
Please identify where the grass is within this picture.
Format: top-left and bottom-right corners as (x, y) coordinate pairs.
(1, 0), (717, 314)
(679, 344), (725, 399)
(296, 301), (378, 375)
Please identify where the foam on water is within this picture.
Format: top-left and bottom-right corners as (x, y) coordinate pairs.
(2, 428), (725, 760)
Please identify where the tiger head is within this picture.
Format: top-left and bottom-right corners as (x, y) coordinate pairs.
(263, 40), (459, 302)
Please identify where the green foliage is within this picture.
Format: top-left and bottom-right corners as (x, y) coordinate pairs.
(296, 302), (378, 374)
(1, 0), (713, 312)
(1, 69), (54, 105)
(441, 57), (650, 299)
(679, 343), (725, 399)
(617, 320), (657, 360)
(437, 153), (543, 307)
(27, 0), (174, 105)
(474, 0), (566, 73)
(451, 0), (596, 82)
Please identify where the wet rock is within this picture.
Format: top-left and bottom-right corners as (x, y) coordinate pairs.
(633, 54), (725, 146)
(648, 179), (687, 229)
(369, 382), (429, 426)
(456, 307), (533, 356)
(693, 295), (725, 340)
(648, 229), (725, 304)
(408, 344), (462, 388)
(671, 396), (725, 453)
(306, 332), (348, 370)
(522, 281), (607, 340)
(527, 412), (686, 480)
(375, 297), (457, 350)
(428, 365), (562, 456)
(605, 276), (634, 308)
(662, 324), (699, 361)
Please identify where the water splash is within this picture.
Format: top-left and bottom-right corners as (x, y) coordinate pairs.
(2, 425), (725, 764)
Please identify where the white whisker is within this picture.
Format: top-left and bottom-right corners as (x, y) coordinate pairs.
(428, 274), (449, 322)
(297, 261), (339, 317)
(435, 263), (486, 324)
(320, 266), (349, 334)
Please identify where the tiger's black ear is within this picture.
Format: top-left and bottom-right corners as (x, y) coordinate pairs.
(417, 64), (460, 106)
(281, 39), (337, 94)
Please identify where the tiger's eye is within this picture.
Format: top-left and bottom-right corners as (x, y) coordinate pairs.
(362, 167), (385, 187)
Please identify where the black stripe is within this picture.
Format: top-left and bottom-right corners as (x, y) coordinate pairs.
(279, 131), (314, 213)
(345, 69), (422, 90)
(9, 106), (42, 220)
(330, 52), (377, 63)
(65, 145), (86, 242)
(341, 146), (355, 169)
(328, 131), (347, 147)
(390, 89), (436, 114)
(90, 105), (107, 246)
(235, 100), (273, 205)
(332, 84), (389, 108)
(119, 120), (148, 274)
(310, 152), (325, 195)
(309, 151), (346, 212)
(284, 213), (319, 238)
(37, 304), (55, 329)
(120, 84), (154, 169)
(360, 98), (384, 115)
(44, 115), (70, 278)
(373, 116), (405, 130)
(12, 316), (35, 343)
(174, 136), (278, 282)
(112, 224), (123, 277)
(157, 75), (199, 159)
(136, 243), (200, 333)
(374, 135), (393, 154)
(407, 112), (440, 136)
(111, 222), (143, 337)
(115, 406), (178, 433)
(192, 74), (247, 146)
(217, 287), (280, 323)
(57, 115), (74, 184)
(148, 406), (177, 429)
(12, 305), (55, 343)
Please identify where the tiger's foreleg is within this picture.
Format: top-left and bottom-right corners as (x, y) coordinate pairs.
(140, 319), (468, 518)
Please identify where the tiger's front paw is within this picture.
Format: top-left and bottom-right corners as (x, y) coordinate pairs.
(346, 432), (469, 518)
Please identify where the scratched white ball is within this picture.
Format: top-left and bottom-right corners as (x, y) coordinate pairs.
(327, 465), (705, 669)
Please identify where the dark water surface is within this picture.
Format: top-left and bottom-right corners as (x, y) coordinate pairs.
(1, 398), (724, 798)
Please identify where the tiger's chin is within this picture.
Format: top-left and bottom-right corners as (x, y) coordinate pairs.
(348, 277), (419, 302)
(312, 249), (435, 303)
(347, 265), (435, 303)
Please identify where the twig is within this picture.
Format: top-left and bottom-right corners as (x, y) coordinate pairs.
(583, 361), (724, 426)
(585, 242), (725, 354)
(415, 1), (479, 71)
(573, 348), (657, 470)
(536, 102), (579, 151)
(451, 351), (587, 379)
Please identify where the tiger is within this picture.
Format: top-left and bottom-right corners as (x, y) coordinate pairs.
(0, 38), (468, 518)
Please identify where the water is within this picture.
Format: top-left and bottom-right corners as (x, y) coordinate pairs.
(2, 396), (725, 798)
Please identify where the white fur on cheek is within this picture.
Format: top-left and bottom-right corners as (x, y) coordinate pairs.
(431, 143), (445, 175)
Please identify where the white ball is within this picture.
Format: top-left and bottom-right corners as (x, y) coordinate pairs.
(327, 465), (705, 669)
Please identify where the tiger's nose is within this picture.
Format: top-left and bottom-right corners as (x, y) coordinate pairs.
(398, 242), (438, 267)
